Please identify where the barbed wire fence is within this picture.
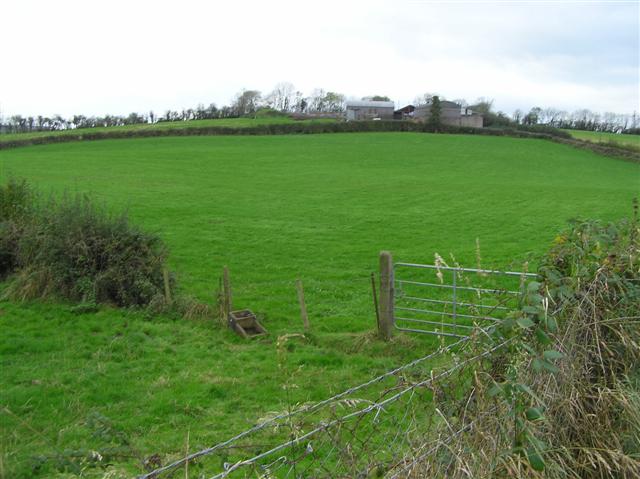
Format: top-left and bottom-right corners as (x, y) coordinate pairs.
(139, 335), (511, 479)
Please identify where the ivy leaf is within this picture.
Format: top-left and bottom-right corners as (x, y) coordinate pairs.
(527, 281), (541, 292)
(517, 317), (535, 329)
(527, 449), (546, 471)
(488, 383), (503, 397)
(529, 294), (544, 304)
(515, 383), (539, 400)
(541, 359), (560, 374)
(543, 350), (564, 361)
(525, 407), (543, 421)
(534, 328), (552, 345)
(532, 358), (543, 372)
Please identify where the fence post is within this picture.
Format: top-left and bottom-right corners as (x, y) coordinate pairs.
(371, 272), (380, 332)
(379, 251), (394, 341)
(162, 267), (172, 305)
(296, 279), (310, 332)
(222, 266), (232, 325)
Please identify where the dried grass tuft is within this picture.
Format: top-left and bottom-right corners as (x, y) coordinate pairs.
(395, 214), (640, 478)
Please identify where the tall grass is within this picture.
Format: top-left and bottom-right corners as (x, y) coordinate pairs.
(1, 179), (170, 307)
(0, 178), (33, 277)
(407, 210), (640, 478)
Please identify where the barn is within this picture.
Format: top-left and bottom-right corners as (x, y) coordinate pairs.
(345, 100), (395, 121)
(414, 100), (483, 128)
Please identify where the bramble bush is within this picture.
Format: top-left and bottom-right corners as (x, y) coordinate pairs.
(0, 178), (33, 277)
(1, 179), (170, 307)
(409, 202), (639, 478)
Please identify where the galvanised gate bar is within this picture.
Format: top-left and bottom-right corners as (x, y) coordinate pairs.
(392, 261), (538, 338)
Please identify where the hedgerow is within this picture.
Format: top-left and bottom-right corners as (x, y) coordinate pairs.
(415, 204), (640, 477)
(0, 178), (34, 277)
(0, 120), (570, 150)
(10, 119), (637, 161)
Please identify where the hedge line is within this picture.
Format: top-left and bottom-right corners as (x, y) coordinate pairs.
(0, 121), (569, 150)
(2, 120), (634, 162)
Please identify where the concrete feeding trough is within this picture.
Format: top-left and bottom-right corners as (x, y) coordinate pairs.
(228, 309), (267, 338)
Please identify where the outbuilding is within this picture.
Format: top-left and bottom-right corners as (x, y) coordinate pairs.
(414, 100), (483, 128)
(345, 100), (395, 121)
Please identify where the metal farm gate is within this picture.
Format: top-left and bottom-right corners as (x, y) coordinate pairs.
(377, 252), (538, 339)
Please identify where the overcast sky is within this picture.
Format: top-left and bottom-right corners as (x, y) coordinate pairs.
(2, 0), (638, 118)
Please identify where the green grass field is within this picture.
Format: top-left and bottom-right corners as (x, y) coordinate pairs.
(0, 116), (335, 143)
(563, 129), (640, 149)
(1, 132), (638, 477)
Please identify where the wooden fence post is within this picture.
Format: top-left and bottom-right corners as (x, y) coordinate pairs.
(162, 267), (172, 305)
(371, 272), (380, 332)
(222, 266), (232, 325)
(379, 251), (394, 341)
(296, 279), (310, 332)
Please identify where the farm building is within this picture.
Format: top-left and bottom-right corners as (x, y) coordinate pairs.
(414, 100), (483, 128)
(345, 100), (395, 121)
(394, 104), (416, 120)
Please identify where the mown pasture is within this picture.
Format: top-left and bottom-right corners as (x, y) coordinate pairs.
(1, 132), (638, 477)
(563, 128), (640, 149)
(0, 116), (335, 143)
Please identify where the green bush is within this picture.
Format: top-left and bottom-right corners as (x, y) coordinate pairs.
(253, 107), (287, 118)
(0, 177), (33, 221)
(423, 209), (640, 477)
(0, 178), (33, 277)
(1, 180), (170, 307)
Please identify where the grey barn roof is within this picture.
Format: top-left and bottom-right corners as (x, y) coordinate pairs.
(416, 100), (462, 109)
(345, 100), (395, 108)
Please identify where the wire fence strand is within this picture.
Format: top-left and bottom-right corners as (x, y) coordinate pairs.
(140, 336), (510, 479)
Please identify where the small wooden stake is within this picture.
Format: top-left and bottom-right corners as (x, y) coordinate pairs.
(163, 267), (172, 305)
(296, 279), (310, 331)
(216, 275), (223, 321)
(222, 266), (232, 325)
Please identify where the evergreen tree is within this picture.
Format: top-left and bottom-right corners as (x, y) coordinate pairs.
(429, 95), (442, 130)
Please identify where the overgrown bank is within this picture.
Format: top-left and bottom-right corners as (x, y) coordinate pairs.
(408, 209), (640, 478)
(0, 179), (171, 309)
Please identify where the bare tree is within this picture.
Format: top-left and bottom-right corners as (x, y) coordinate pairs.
(324, 92), (345, 112)
(308, 89), (327, 112)
(523, 107), (542, 125)
(266, 82), (296, 112)
(307, 89), (345, 113)
(232, 89), (262, 116)
(512, 109), (524, 124)
(413, 93), (437, 106)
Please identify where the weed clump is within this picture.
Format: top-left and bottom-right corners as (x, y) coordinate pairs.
(401, 207), (640, 478)
(1, 179), (170, 307)
(0, 178), (34, 277)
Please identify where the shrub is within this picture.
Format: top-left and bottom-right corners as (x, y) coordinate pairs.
(0, 177), (33, 221)
(412, 207), (640, 478)
(254, 107), (287, 118)
(0, 178), (33, 277)
(2, 182), (170, 307)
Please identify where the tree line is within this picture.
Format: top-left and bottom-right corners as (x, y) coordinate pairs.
(1, 83), (638, 134)
(434, 96), (638, 133)
(0, 83), (349, 134)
